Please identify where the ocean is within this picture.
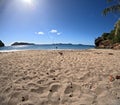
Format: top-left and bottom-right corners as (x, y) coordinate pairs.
(0, 44), (95, 52)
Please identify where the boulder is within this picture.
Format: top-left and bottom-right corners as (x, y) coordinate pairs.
(95, 37), (103, 48)
(0, 40), (5, 47)
(95, 37), (112, 49)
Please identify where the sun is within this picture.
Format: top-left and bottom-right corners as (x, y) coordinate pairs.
(23, 0), (32, 4)
(22, 0), (36, 9)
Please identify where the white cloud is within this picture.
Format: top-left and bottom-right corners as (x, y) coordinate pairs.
(35, 32), (44, 35)
(38, 32), (44, 35)
(49, 29), (61, 35)
(50, 29), (58, 33)
(35, 30), (61, 36)
(57, 33), (61, 35)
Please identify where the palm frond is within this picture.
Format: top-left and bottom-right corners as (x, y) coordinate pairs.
(107, 0), (113, 2)
(103, 4), (120, 15)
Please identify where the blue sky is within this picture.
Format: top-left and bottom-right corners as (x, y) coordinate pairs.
(0, 0), (119, 45)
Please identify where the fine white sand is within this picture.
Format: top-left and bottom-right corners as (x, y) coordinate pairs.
(0, 49), (120, 105)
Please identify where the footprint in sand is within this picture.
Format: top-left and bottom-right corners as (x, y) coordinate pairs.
(26, 82), (47, 94)
(97, 91), (120, 105)
(8, 91), (29, 105)
(64, 83), (79, 95)
(64, 85), (73, 94)
(48, 92), (60, 104)
(0, 95), (6, 105)
(49, 83), (60, 92)
(3, 85), (12, 93)
(27, 82), (39, 88)
(48, 83), (61, 104)
(111, 88), (120, 99)
(37, 78), (48, 85)
(30, 86), (46, 94)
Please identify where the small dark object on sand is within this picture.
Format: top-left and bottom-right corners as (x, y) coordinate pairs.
(116, 75), (120, 79)
(49, 90), (52, 92)
(53, 78), (56, 80)
(108, 53), (114, 55)
(69, 94), (73, 97)
(59, 52), (63, 55)
(22, 97), (25, 101)
(109, 75), (115, 82)
(46, 72), (49, 75)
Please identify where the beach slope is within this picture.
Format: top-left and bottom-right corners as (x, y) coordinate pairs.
(0, 49), (120, 105)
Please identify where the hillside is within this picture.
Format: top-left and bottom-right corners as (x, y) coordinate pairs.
(95, 20), (120, 49)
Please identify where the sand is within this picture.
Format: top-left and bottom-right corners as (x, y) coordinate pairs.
(0, 49), (120, 105)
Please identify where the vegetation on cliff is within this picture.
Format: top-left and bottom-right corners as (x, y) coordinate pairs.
(0, 40), (5, 47)
(95, 20), (120, 49)
(95, 0), (120, 49)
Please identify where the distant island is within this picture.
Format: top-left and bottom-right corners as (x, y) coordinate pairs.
(52, 43), (72, 45)
(11, 42), (94, 46)
(49, 43), (94, 46)
(11, 42), (35, 46)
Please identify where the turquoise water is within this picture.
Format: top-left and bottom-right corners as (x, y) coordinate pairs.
(0, 44), (94, 52)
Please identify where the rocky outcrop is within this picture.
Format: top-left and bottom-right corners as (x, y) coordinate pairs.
(112, 43), (120, 49)
(95, 38), (112, 49)
(0, 40), (5, 47)
(95, 20), (120, 49)
(11, 42), (35, 46)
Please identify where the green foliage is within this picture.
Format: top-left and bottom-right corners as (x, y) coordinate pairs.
(108, 30), (115, 40)
(102, 33), (109, 40)
(113, 35), (120, 43)
(113, 20), (120, 43)
(95, 20), (120, 47)
(103, 0), (120, 15)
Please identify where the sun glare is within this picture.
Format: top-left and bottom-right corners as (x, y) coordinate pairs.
(23, 0), (32, 4)
(21, 0), (37, 10)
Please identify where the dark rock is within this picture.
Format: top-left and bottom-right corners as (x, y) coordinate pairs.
(49, 90), (52, 92)
(95, 37), (103, 48)
(53, 78), (56, 80)
(116, 75), (120, 79)
(95, 37), (112, 49)
(0, 40), (5, 47)
(108, 53), (113, 55)
(58, 52), (63, 55)
(21, 97), (25, 101)
(69, 94), (73, 97)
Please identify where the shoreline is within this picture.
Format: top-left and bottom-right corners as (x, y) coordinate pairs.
(0, 49), (120, 105)
(1, 47), (119, 53)
(0, 48), (95, 52)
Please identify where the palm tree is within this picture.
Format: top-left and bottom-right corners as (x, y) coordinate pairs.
(103, 0), (120, 15)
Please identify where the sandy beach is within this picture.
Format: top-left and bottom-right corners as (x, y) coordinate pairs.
(0, 49), (120, 105)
